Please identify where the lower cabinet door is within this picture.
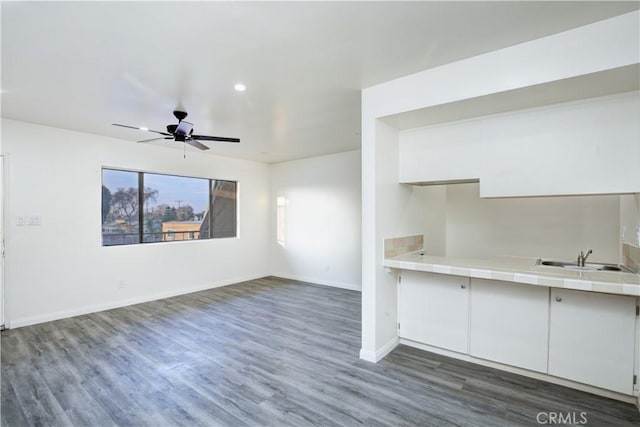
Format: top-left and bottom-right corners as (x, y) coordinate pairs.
(548, 288), (636, 394)
(469, 279), (549, 373)
(398, 271), (469, 353)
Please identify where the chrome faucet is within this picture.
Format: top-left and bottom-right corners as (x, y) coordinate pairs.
(577, 249), (592, 267)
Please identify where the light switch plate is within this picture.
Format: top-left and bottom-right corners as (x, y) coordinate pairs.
(16, 216), (25, 226)
(27, 215), (41, 226)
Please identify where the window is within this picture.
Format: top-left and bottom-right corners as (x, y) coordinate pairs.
(143, 173), (209, 243)
(102, 169), (139, 246)
(276, 196), (288, 247)
(102, 168), (237, 246)
(210, 180), (237, 238)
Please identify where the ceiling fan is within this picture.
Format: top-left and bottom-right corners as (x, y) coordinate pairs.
(113, 110), (240, 151)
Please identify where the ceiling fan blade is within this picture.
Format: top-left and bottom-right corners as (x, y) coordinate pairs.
(191, 134), (240, 143)
(137, 137), (172, 143)
(113, 123), (171, 136)
(113, 123), (142, 131)
(186, 139), (210, 151)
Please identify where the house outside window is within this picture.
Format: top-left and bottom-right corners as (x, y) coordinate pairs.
(101, 168), (237, 246)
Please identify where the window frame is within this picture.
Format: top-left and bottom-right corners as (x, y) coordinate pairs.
(101, 167), (238, 246)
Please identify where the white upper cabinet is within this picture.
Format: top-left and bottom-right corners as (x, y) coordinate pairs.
(366, 12), (639, 197)
(399, 92), (640, 197)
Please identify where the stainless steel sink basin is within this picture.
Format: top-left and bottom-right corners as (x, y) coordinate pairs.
(537, 259), (635, 273)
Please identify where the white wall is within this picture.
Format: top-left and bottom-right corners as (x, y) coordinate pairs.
(269, 150), (362, 290)
(364, 11), (639, 120)
(361, 119), (403, 361)
(444, 183), (620, 262)
(0, 123), (3, 327)
(2, 118), (270, 328)
(620, 193), (640, 248)
(402, 185), (447, 256)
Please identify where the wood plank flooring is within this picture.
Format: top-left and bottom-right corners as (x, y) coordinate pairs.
(2, 276), (639, 426)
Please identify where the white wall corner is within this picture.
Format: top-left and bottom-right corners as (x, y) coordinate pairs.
(268, 150), (362, 291)
(359, 335), (400, 363)
(359, 348), (377, 363)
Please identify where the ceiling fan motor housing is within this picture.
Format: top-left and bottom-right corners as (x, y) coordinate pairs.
(173, 110), (188, 121)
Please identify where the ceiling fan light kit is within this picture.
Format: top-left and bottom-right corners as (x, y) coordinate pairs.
(112, 109), (240, 151)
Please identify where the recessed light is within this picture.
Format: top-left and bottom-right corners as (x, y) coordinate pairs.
(139, 127), (148, 131)
(234, 83), (246, 92)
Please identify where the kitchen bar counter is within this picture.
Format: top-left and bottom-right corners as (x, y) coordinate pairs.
(383, 252), (640, 296)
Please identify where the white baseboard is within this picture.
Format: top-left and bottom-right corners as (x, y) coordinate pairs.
(271, 273), (361, 291)
(359, 349), (376, 362)
(360, 336), (400, 363)
(7, 273), (269, 329)
(400, 338), (637, 405)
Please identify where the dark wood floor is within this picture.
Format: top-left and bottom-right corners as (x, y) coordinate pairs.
(2, 276), (639, 426)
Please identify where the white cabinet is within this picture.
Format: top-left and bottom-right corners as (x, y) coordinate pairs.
(469, 279), (549, 373)
(398, 92), (640, 196)
(398, 119), (483, 185)
(398, 271), (469, 353)
(396, 268), (639, 396)
(548, 289), (637, 395)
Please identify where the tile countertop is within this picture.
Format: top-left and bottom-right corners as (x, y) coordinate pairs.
(383, 253), (640, 297)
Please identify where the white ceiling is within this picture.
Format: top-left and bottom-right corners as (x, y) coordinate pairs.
(2, 1), (638, 163)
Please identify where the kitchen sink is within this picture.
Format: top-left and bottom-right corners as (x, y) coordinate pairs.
(537, 259), (635, 273)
